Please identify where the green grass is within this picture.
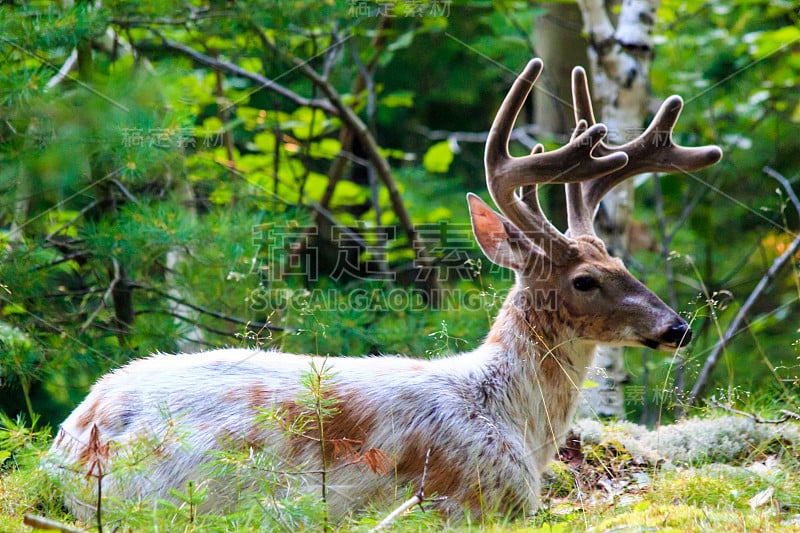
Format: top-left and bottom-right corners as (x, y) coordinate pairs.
(2, 411), (799, 532)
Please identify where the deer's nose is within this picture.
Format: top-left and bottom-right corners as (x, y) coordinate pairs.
(662, 322), (692, 347)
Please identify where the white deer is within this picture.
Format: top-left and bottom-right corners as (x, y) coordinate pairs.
(47, 59), (721, 521)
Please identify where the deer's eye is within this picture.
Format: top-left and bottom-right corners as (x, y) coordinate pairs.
(572, 275), (599, 292)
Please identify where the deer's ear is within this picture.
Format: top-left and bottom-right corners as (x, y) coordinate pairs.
(467, 193), (543, 271)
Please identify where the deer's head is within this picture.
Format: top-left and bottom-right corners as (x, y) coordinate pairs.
(469, 59), (722, 351)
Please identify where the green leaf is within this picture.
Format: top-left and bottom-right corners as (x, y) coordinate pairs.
(387, 30), (415, 52)
(46, 209), (81, 238)
(309, 138), (341, 159)
(239, 57), (263, 73)
(791, 101), (800, 123)
(746, 26), (800, 59)
(205, 36), (234, 50)
(2, 304), (27, 316)
(253, 131), (276, 153)
(209, 184), (233, 205)
(379, 147), (407, 160)
(330, 180), (368, 206)
(423, 141), (454, 173)
(381, 91), (414, 108)
(426, 206), (452, 222)
(291, 107), (327, 139)
(301, 172), (330, 202)
(195, 116), (223, 139)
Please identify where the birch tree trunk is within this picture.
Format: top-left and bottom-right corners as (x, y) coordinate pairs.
(574, 0), (660, 419)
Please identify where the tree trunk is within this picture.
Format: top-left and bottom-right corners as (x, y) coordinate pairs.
(574, 0), (660, 419)
(166, 177), (206, 352)
(533, 3), (589, 230)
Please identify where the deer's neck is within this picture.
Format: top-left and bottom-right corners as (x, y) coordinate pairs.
(471, 288), (596, 456)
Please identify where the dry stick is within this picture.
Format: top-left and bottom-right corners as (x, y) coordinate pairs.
(688, 169), (800, 406)
(368, 448), (447, 533)
(417, 123), (569, 148)
(23, 514), (88, 533)
(136, 284), (285, 331)
(79, 258), (121, 334)
(763, 166), (800, 213)
(152, 33), (339, 116)
(368, 495), (423, 533)
(108, 178), (140, 205)
(709, 398), (800, 424)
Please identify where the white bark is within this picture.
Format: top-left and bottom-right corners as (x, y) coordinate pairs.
(166, 178), (205, 352)
(576, 0), (660, 419)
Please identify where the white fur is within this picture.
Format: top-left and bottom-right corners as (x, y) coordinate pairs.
(46, 316), (599, 520)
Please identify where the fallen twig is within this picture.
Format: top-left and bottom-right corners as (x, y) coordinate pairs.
(709, 398), (800, 424)
(368, 448), (447, 533)
(23, 514), (88, 533)
(368, 494), (423, 533)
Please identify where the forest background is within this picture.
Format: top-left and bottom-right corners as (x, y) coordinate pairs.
(0, 0), (799, 530)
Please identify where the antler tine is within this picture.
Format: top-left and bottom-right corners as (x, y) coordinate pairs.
(566, 68), (600, 236)
(571, 66), (597, 127)
(584, 97), (723, 210)
(485, 60), (628, 262)
(485, 59), (545, 173)
(567, 67), (723, 236)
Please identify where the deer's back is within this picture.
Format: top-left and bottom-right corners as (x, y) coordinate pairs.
(47, 348), (536, 518)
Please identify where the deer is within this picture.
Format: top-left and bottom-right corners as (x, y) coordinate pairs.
(46, 59), (722, 522)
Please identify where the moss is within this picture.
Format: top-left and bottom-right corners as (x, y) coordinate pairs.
(595, 502), (778, 532)
(542, 461), (576, 498)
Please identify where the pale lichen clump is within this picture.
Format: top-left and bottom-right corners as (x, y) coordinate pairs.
(572, 415), (800, 467)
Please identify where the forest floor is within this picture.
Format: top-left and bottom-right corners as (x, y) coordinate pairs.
(1, 412), (799, 532)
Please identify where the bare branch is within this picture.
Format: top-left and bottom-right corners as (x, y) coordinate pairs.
(689, 172), (800, 405)
(109, 178), (140, 205)
(150, 33), (339, 116)
(322, 15), (391, 211)
(79, 258), (122, 334)
(136, 285), (285, 332)
(709, 399), (800, 424)
(763, 166), (800, 214)
(416, 123), (569, 149)
(136, 309), (252, 341)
